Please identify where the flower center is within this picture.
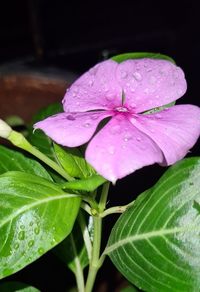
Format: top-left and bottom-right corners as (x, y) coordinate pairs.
(115, 106), (129, 113)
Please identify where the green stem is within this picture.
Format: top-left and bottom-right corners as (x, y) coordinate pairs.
(85, 216), (102, 292)
(70, 234), (85, 292)
(85, 182), (110, 292)
(8, 130), (74, 181)
(100, 200), (135, 218)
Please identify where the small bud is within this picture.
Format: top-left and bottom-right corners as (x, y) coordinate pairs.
(0, 119), (12, 138)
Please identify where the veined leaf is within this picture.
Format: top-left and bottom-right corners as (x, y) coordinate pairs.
(0, 145), (52, 181)
(112, 52), (175, 64)
(0, 171), (81, 279)
(106, 158), (200, 292)
(54, 143), (95, 179)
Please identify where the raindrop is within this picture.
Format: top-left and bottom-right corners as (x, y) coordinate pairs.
(110, 125), (121, 134)
(73, 85), (79, 93)
(28, 240), (34, 248)
(34, 227), (40, 235)
(129, 102), (136, 109)
(136, 137), (142, 142)
(156, 114), (162, 119)
(72, 92), (76, 97)
(67, 114), (76, 121)
(38, 247), (44, 255)
(83, 121), (91, 128)
(14, 243), (19, 250)
(91, 114), (99, 120)
(123, 133), (132, 142)
(18, 231), (25, 240)
(29, 221), (34, 226)
(133, 72), (142, 81)
(88, 79), (94, 86)
(51, 238), (56, 245)
(108, 146), (115, 154)
(120, 70), (128, 79)
(20, 225), (25, 230)
(106, 94), (114, 101)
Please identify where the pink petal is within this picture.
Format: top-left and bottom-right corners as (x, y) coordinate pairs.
(129, 105), (200, 165)
(116, 59), (187, 113)
(34, 111), (111, 147)
(62, 60), (122, 112)
(86, 115), (163, 183)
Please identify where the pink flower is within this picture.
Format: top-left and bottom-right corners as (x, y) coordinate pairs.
(34, 58), (200, 183)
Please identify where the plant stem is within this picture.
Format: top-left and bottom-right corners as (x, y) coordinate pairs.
(84, 182), (110, 292)
(100, 200), (135, 218)
(85, 216), (102, 292)
(70, 234), (85, 292)
(8, 130), (74, 181)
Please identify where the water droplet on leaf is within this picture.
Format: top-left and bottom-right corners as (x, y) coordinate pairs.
(38, 247), (44, 255)
(28, 240), (34, 247)
(34, 227), (40, 235)
(18, 231), (25, 240)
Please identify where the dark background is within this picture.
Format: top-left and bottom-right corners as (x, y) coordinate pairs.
(0, 0), (199, 291)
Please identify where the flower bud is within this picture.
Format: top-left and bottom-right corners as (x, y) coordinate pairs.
(0, 119), (12, 138)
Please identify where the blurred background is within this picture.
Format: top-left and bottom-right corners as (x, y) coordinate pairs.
(0, 0), (199, 291)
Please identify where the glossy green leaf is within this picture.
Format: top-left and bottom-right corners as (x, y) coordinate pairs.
(28, 103), (62, 160)
(54, 143), (95, 179)
(106, 158), (200, 292)
(0, 281), (40, 292)
(112, 52), (175, 64)
(0, 171), (81, 279)
(61, 174), (106, 192)
(0, 145), (52, 181)
(121, 286), (140, 292)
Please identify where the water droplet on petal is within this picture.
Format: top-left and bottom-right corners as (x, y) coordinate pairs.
(67, 114), (76, 121)
(108, 145), (115, 154)
(110, 125), (121, 134)
(83, 121), (91, 128)
(91, 114), (99, 120)
(120, 70), (128, 79)
(88, 79), (94, 86)
(133, 72), (142, 81)
(156, 114), (162, 119)
(106, 94), (114, 101)
(73, 85), (79, 93)
(136, 137), (142, 142)
(123, 132), (132, 142)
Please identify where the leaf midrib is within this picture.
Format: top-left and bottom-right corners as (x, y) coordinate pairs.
(104, 224), (200, 255)
(0, 193), (79, 230)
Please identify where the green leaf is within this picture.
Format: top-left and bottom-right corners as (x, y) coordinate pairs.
(61, 175), (106, 192)
(0, 171), (81, 279)
(121, 286), (140, 292)
(54, 214), (90, 273)
(106, 158), (200, 292)
(143, 101), (175, 114)
(54, 143), (95, 179)
(111, 52), (175, 64)
(0, 281), (40, 292)
(28, 103), (62, 160)
(0, 145), (52, 181)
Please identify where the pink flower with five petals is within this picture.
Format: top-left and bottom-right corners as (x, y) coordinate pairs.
(35, 58), (200, 183)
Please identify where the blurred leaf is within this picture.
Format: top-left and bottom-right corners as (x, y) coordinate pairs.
(121, 285), (140, 292)
(106, 158), (200, 292)
(112, 52), (175, 63)
(0, 171), (81, 279)
(54, 143), (95, 179)
(62, 175), (106, 192)
(0, 145), (52, 181)
(0, 281), (40, 292)
(54, 213), (91, 274)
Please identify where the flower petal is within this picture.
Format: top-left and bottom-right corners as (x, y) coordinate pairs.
(116, 59), (187, 113)
(86, 115), (163, 183)
(129, 105), (200, 165)
(34, 111), (111, 147)
(62, 60), (122, 112)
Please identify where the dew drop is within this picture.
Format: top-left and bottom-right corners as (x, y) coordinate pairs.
(67, 114), (76, 121)
(156, 114), (162, 119)
(123, 133), (132, 142)
(108, 145), (115, 154)
(133, 72), (142, 81)
(91, 114), (99, 120)
(29, 221), (34, 226)
(28, 240), (34, 248)
(83, 121), (91, 128)
(18, 231), (25, 240)
(73, 85), (79, 93)
(38, 247), (44, 255)
(120, 70), (128, 79)
(129, 102), (136, 109)
(34, 227), (40, 235)
(20, 224), (25, 230)
(88, 79), (94, 86)
(106, 94), (114, 101)
(136, 137), (142, 142)
(110, 125), (121, 134)
(14, 243), (19, 250)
